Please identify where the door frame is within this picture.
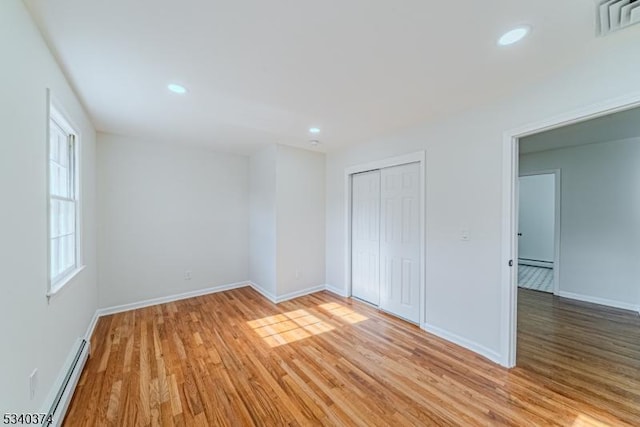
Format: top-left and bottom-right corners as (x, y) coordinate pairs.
(518, 169), (561, 295)
(345, 151), (426, 325)
(501, 92), (640, 368)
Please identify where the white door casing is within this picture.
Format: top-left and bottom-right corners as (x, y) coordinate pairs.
(379, 162), (421, 323)
(351, 170), (381, 305)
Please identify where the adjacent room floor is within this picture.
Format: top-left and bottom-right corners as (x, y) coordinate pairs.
(518, 264), (554, 293)
(65, 287), (640, 426)
(517, 289), (640, 426)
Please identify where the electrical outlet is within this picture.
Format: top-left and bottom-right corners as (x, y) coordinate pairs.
(29, 369), (38, 400)
(184, 270), (192, 280)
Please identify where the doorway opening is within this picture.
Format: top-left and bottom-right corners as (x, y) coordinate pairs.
(502, 102), (640, 423)
(517, 170), (560, 295)
(501, 93), (640, 367)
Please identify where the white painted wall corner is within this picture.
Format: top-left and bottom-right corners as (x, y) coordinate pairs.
(324, 284), (349, 298)
(247, 281), (278, 303)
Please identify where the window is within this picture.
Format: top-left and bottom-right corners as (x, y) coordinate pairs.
(48, 103), (81, 293)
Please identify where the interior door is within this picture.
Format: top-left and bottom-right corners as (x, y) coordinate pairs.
(351, 170), (381, 305)
(518, 174), (555, 265)
(379, 163), (421, 323)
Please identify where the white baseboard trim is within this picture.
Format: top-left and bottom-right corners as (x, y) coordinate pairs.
(557, 291), (639, 313)
(324, 284), (349, 297)
(247, 282), (327, 303)
(247, 281), (277, 303)
(275, 285), (326, 303)
(422, 322), (503, 366)
(84, 310), (100, 344)
(97, 281), (250, 316)
(96, 281), (339, 320)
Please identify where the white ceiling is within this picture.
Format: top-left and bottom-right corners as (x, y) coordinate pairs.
(25, 0), (600, 155)
(521, 106), (640, 154)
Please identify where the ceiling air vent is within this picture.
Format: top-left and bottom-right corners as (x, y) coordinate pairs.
(597, 0), (640, 35)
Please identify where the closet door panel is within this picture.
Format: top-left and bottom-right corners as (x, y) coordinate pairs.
(379, 163), (420, 323)
(351, 170), (381, 305)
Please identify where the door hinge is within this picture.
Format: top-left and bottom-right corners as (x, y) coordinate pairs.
(508, 260), (514, 267)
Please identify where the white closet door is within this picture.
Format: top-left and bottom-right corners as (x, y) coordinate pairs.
(379, 162), (421, 323)
(518, 174), (555, 264)
(351, 170), (381, 305)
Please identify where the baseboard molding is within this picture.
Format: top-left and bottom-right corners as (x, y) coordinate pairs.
(247, 281), (278, 303)
(324, 284), (349, 297)
(422, 322), (503, 366)
(247, 282), (327, 303)
(97, 281), (337, 318)
(557, 291), (639, 313)
(83, 310), (100, 346)
(97, 281), (250, 316)
(275, 285), (326, 303)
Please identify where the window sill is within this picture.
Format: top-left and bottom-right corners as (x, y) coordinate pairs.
(47, 265), (86, 300)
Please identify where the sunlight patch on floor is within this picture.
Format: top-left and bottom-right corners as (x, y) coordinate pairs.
(247, 309), (335, 347)
(572, 414), (613, 427)
(318, 302), (368, 324)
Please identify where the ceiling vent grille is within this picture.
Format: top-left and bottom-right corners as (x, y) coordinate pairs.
(597, 0), (640, 35)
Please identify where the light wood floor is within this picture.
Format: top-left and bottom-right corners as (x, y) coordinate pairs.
(516, 289), (640, 426)
(64, 287), (640, 426)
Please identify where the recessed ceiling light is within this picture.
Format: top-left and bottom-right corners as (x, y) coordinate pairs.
(309, 127), (321, 134)
(498, 26), (530, 46)
(168, 83), (187, 94)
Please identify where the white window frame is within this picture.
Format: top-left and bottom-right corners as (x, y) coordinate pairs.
(47, 92), (84, 297)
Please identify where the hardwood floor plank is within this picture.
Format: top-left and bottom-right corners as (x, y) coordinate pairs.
(64, 287), (640, 426)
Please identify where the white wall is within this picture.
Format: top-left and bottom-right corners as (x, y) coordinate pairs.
(97, 134), (249, 308)
(0, 0), (98, 413)
(249, 145), (277, 296)
(276, 145), (326, 296)
(520, 138), (640, 308)
(325, 27), (640, 362)
(518, 174), (555, 263)
(249, 145), (326, 298)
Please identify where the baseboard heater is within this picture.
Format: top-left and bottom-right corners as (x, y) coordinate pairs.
(42, 338), (90, 426)
(518, 258), (553, 268)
